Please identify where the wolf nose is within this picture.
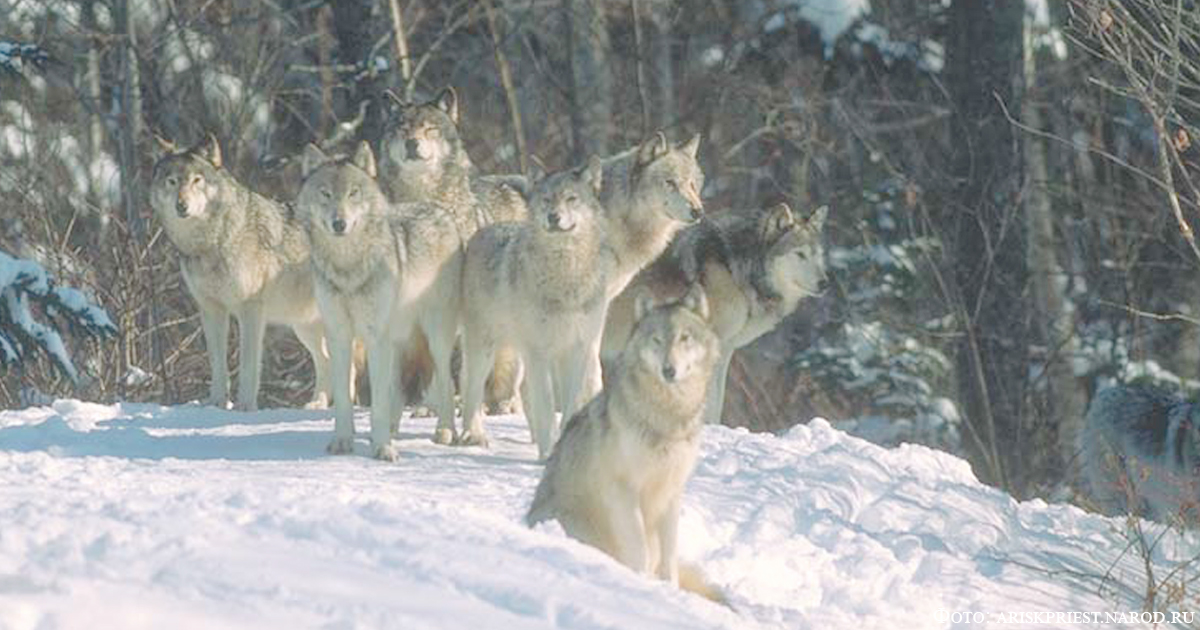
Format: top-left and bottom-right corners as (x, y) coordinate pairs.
(661, 364), (676, 381)
(689, 206), (703, 222)
(331, 218), (347, 234)
(405, 139), (421, 160)
(175, 199), (188, 217)
(547, 212), (561, 227)
(818, 277), (830, 292)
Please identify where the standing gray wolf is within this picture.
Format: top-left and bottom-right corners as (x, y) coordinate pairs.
(602, 203), (828, 425)
(297, 141), (463, 460)
(526, 289), (725, 602)
(150, 134), (331, 411)
(378, 86), (527, 233)
(378, 87), (527, 417)
(458, 158), (617, 458)
(601, 132), (705, 297)
(1082, 385), (1200, 523)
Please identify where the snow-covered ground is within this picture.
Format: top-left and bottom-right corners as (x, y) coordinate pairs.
(0, 401), (1192, 629)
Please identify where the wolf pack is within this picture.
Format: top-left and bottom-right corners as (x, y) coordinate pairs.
(150, 86), (828, 601)
(150, 82), (1200, 601)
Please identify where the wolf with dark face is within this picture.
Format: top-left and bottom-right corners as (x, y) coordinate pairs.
(150, 134), (331, 411)
(602, 203), (828, 425)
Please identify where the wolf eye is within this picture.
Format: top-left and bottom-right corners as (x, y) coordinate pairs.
(166, 176), (178, 186)
(652, 335), (664, 345)
(681, 332), (691, 343)
(666, 179), (679, 190)
(191, 174), (203, 185)
(564, 194), (579, 205)
(427, 127), (442, 139)
(320, 188), (332, 200)
(349, 187), (361, 199)
(796, 250), (808, 260)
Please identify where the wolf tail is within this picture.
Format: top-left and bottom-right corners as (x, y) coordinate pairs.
(678, 563), (730, 607)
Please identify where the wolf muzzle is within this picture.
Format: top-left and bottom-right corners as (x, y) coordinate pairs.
(176, 199), (189, 217)
(405, 139), (422, 161)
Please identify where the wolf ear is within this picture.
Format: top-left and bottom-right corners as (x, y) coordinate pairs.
(633, 289), (658, 322)
(198, 133), (223, 168)
(803, 205), (829, 233)
(301, 144), (329, 178)
(636, 131), (669, 167)
(579, 155), (604, 196)
(152, 133), (178, 162)
(681, 285), (710, 321)
(680, 133), (701, 159)
(352, 141), (378, 178)
(436, 87), (459, 124)
(383, 89), (406, 115)
(761, 202), (795, 242)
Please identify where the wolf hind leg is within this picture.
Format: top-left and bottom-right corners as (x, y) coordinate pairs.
(234, 301), (267, 412)
(294, 321), (332, 409)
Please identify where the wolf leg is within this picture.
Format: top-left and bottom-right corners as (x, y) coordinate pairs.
(457, 329), (494, 447)
(704, 350), (733, 425)
(424, 316), (459, 445)
(653, 496), (682, 584)
(524, 352), (557, 461)
(367, 335), (398, 461)
(234, 300), (266, 412)
(605, 488), (650, 574)
(198, 300), (230, 408)
(325, 308), (356, 455)
(294, 322), (331, 408)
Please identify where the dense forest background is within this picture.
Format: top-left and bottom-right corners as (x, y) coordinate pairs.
(2, 0), (1198, 501)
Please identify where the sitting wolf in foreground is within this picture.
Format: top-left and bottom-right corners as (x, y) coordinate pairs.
(526, 289), (725, 602)
(1082, 384), (1200, 523)
(150, 134), (332, 411)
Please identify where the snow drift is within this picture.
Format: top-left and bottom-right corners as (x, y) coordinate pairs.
(0, 402), (1190, 629)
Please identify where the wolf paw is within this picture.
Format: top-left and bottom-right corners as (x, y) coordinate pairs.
(455, 430), (490, 448)
(326, 436), (355, 455)
(432, 428), (456, 445)
(234, 400), (259, 412)
(372, 442), (399, 462)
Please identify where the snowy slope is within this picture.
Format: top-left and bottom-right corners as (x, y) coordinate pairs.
(0, 402), (1188, 629)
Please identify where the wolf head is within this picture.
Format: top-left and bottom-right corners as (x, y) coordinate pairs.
(379, 87), (468, 178)
(631, 132), (705, 225)
(528, 156), (605, 235)
(628, 287), (719, 390)
(296, 142), (388, 238)
(758, 203), (828, 302)
(150, 133), (228, 223)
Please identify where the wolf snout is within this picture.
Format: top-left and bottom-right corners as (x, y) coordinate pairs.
(405, 139), (422, 160)
(661, 364), (676, 382)
(688, 206), (703, 222)
(175, 199), (189, 217)
(331, 218), (347, 235)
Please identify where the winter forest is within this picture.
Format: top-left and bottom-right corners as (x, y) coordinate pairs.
(6, 0), (1200, 627)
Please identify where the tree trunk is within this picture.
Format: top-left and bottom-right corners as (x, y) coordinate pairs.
(944, 0), (1034, 494)
(1022, 13), (1084, 485)
(563, 0), (612, 158)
